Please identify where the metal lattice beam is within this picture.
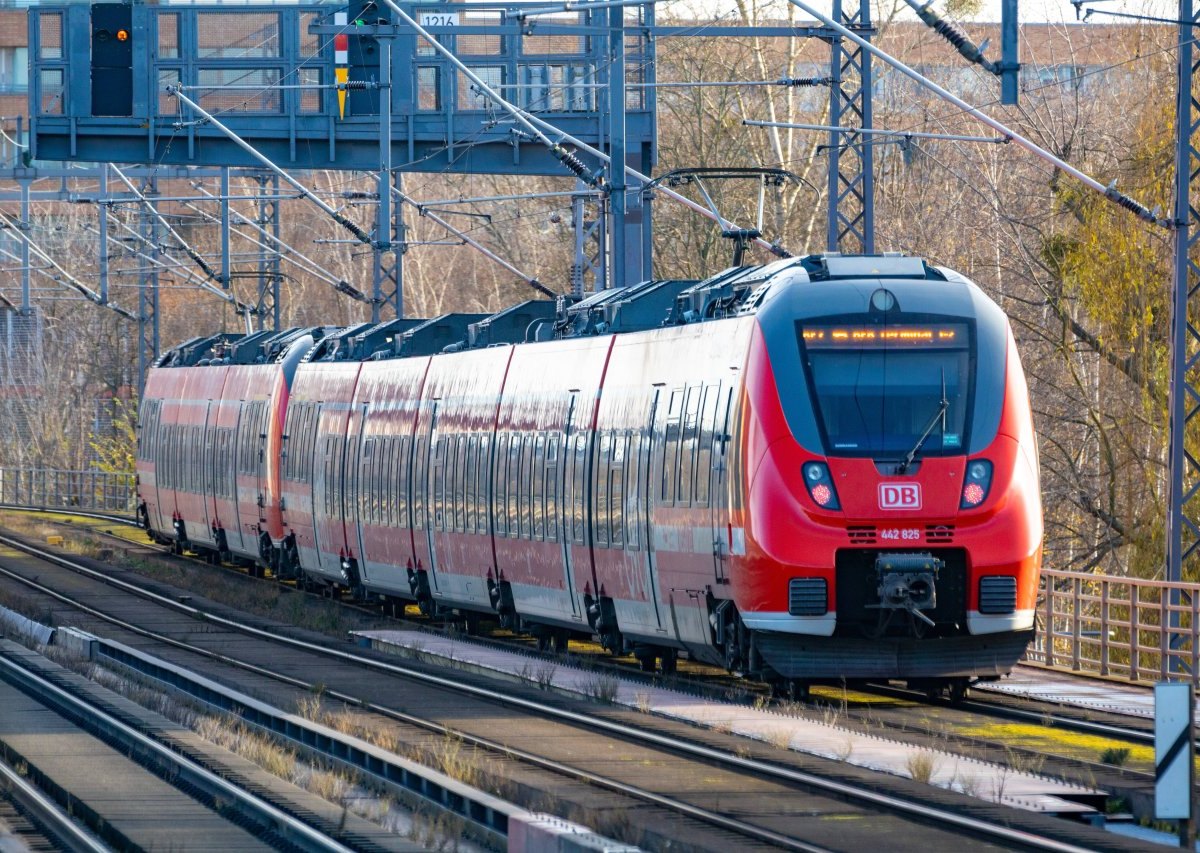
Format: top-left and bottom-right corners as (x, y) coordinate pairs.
(1169, 0), (1200, 590)
(826, 0), (875, 254)
(256, 173), (282, 330)
(137, 176), (160, 398)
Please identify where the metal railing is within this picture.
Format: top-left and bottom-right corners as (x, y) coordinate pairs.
(0, 467), (136, 515)
(1028, 568), (1200, 686)
(2, 465), (1197, 687)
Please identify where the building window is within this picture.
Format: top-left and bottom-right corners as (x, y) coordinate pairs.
(0, 48), (28, 94)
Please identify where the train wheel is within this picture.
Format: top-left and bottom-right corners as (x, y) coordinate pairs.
(552, 629), (570, 654)
(535, 632), (551, 653)
(947, 678), (970, 705)
(660, 648), (678, 676)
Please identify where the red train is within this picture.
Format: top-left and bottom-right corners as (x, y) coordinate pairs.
(136, 254), (1042, 697)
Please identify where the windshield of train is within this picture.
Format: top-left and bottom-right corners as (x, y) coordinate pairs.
(798, 322), (972, 458)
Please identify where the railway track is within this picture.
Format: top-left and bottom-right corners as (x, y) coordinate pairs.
(0, 516), (1139, 852)
(1, 509), (1177, 819)
(0, 641), (380, 853)
(0, 753), (106, 853)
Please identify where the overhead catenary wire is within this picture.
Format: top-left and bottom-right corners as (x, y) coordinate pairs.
(390, 184), (554, 297)
(166, 86), (375, 246)
(783, 0), (1168, 228)
(744, 120), (1009, 145)
(109, 164), (222, 283)
(0, 206), (136, 321)
(184, 182), (369, 302)
(85, 220), (257, 317)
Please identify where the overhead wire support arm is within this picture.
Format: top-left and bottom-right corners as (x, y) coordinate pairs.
(89, 219), (257, 316)
(391, 185), (554, 298)
(636, 77), (833, 89)
(0, 207), (136, 320)
(744, 119), (1009, 144)
(109, 164), (221, 283)
(184, 184), (366, 302)
(785, 0), (1169, 229)
(165, 86), (375, 247)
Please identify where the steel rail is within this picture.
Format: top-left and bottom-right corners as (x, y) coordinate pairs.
(0, 531), (1100, 853)
(0, 544), (829, 853)
(0, 652), (355, 853)
(0, 758), (108, 853)
(0, 507), (1169, 751)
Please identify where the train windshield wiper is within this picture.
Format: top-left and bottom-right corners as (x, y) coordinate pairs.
(897, 371), (948, 475)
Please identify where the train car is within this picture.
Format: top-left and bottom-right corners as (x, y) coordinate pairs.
(139, 254), (1041, 696)
(136, 328), (322, 567)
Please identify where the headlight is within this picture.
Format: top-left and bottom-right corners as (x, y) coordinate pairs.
(802, 461), (840, 510)
(961, 459), (993, 508)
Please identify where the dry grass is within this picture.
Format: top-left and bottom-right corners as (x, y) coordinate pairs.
(583, 673), (620, 704)
(905, 750), (940, 784)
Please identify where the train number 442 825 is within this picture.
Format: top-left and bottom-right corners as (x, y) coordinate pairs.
(880, 528), (921, 541)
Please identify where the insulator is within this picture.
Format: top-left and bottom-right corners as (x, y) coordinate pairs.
(1104, 188), (1158, 223)
(338, 80), (370, 91)
(552, 145), (600, 187)
(778, 77), (832, 87)
(933, 19), (971, 52)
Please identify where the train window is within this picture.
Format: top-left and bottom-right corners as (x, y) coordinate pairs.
(545, 435), (559, 543)
(594, 433), (610, 547)
(446, 434), (458, 532)
(286, 406), (300, 481)
(572, 434), (587, 544)
(799, 322), (972, 457)
(157, 423), (165, 486)
(517, 434), (531, 539)
(494, 434), (509, 536)
(377, 436), (388, 526)
(470, 436), (484, 537)
(170, 424), (179, 490)
(464, 435), (476, 533)
(695, 386), (717, 506)
(431, 435), (445, 531)
(421, 434), (433, 530)
(561, 434), (574, 544)
(393, 435), (406, 529)
(507, 435), (521, 538)
(191, 424), (201, 492)
(531, 434), (545, 540)
(215, 429), (225, 498)
(455, 434), (467, 532)
(662, 388), (682, 505)
(609, 434), (625, 547)
(625, 432), (640, 550)
(281, 408), (294, 481)
(449, 434), (460, 532)
(360, 438), (375, 524)
(679, 386), (700, 506)
(345, 432), (360, 523)
(225, 428), (235, 498)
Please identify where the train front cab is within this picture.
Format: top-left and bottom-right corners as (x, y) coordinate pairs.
(728, 263), (1043, 692)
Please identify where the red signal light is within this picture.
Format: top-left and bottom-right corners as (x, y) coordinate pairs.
(962, 482), (985, 506)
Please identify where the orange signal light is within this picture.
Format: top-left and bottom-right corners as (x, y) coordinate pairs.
(116, 29), (129, 41)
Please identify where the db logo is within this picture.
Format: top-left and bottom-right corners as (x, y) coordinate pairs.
(879, 483), (922, 510)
